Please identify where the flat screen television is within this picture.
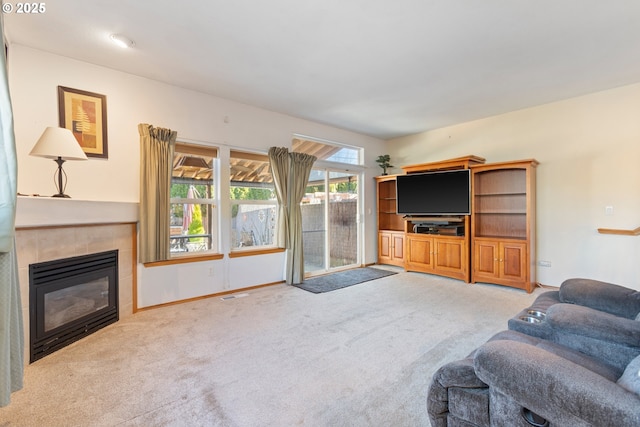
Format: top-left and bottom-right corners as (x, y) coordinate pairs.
(396, 169), (471, 216)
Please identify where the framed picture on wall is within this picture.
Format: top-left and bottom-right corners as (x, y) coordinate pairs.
(58, 86), (108, 159)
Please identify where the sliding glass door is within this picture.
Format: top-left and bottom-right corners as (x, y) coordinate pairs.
(302, 169), (360, 276)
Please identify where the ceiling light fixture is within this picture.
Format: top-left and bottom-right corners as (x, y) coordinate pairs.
(109, 34), (135, 49)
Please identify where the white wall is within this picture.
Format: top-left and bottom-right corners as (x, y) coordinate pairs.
(388, 83), (640, 289)
(8, 45), (386, 307)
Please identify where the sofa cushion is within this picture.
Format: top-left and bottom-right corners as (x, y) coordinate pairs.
(618, 355), (640, 396)
(489, 329), (621, 381)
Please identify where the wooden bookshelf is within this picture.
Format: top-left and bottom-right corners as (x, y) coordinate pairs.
(470, 160), (538, 292)
(376, 175), (404, 266)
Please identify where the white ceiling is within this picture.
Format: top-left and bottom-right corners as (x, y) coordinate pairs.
(4, 1), (640, 140)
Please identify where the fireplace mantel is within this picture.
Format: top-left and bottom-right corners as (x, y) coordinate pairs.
(16, 196), (139, 228)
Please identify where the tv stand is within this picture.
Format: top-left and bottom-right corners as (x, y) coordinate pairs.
(404, 214), (470, 281)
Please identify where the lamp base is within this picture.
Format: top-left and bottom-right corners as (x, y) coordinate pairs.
(52, 157), (71, 198)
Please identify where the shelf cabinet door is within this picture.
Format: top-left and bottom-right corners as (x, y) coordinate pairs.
(473, 239), (528, 288)
(405, 235), (434, 272)
(500, 241), (527, 283)
(378, 231), (404, 267)
(391, 232), (404, 261)
(473, 240), (499, 280)
(434, 238), (467, 278)
(406, 234), (468, 281)
(379, 232), (392, 261)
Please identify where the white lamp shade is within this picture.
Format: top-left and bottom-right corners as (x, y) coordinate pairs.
(29, 127), (88, 161)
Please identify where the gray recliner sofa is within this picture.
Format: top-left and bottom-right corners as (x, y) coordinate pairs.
(427, 279), (640, 426)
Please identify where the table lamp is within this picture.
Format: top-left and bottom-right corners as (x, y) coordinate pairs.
(29, 127), (88, 198)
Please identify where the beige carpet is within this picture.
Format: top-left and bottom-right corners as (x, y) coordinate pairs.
(0, 268), (541, 426)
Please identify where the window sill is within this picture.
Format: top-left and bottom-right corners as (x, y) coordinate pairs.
(144, 253), (224, 267)
(228, 247), (285, 258)
(143, 248), (285, 266)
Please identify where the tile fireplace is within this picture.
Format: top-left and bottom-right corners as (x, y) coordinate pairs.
(16, 196), (138, 365)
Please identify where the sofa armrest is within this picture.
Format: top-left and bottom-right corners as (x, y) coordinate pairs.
(560, 278), (640, 319)
(474, 340), (640, 426)
(547, 303), (640, 348)
(429, 357), (486, 389)
(427, 358), (487, 427)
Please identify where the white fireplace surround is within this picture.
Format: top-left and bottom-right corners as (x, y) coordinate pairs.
(15, 196), (139, 364)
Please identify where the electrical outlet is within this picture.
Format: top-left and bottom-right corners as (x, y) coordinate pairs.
(538, 260), (552, 267)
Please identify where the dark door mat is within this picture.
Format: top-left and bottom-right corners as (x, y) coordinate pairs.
(294, 267), (397, 293)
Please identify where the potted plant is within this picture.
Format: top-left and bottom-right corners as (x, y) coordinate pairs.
(376, 154), (393, 175)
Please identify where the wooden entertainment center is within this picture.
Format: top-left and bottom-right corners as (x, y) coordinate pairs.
(376, 155), (538, 292)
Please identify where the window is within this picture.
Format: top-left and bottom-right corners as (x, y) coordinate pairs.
(293, 137), (362, 165)
(170, 143), (218, 255)
(229, 150), (277, 250)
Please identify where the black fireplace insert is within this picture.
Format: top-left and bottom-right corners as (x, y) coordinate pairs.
(29, 250), (119, 362)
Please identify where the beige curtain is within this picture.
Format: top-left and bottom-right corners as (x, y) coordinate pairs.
(138, 123), (177, 263)
(286, 152), (317, 284)
(268, 147), (290, 248)
(0, 21), (24, 406)
(0, 247), (22, 408)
